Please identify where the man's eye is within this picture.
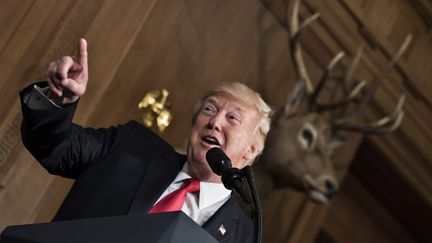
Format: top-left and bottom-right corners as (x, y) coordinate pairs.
(228, 115), (240, 124)
(202, 105), (216, 114)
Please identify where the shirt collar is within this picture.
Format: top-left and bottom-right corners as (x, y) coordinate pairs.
(176, 163), (231, 209)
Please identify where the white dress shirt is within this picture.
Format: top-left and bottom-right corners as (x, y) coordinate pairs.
(154, 163), (231, 226)
(24, 85), (61, 109)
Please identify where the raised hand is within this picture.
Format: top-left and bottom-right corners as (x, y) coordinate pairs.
(46, 38), (88, 105)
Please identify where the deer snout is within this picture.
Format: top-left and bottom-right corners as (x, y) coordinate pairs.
(305, 174), (339, 203)
(324, 179), (338, 198)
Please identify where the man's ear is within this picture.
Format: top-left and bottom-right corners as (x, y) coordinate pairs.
(243, 143), (261, 163)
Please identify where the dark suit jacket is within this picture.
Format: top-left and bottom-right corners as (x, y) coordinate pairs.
(19, 84), (252, 242)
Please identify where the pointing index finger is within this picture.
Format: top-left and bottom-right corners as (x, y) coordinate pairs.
(77, 38), (88, 66)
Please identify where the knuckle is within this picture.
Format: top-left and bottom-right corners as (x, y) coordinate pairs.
(60, 56), (72, 63)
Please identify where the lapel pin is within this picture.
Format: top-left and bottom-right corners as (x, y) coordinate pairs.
(218, 224), (226, 235)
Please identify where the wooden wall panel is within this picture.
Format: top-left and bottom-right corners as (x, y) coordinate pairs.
(0, 0), (33, 54)
(323, 175), (417, 243)
(0, 0), (76, 228)
(0, 0), (431, 243)
(322, 140), (432, 243)
(350, 141), (432, 243)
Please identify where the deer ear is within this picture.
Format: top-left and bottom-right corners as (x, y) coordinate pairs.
(283, 82), (306, 117)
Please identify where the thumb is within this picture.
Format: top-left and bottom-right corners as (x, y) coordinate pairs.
(77, 38), (88, 67)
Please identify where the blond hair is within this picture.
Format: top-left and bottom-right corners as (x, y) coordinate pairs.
(193, 82), (273, 164)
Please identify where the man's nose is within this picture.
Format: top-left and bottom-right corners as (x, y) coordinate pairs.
(207, 113), (223, 131)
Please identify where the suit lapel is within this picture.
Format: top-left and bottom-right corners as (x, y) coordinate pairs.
(202, 195), (238, 242)
(127, 151), (185, 214)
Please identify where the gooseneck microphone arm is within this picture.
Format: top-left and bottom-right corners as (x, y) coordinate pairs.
(220, 167), (252, 204)
(206, 147), (262, 243)
(243, 166), (262, 243)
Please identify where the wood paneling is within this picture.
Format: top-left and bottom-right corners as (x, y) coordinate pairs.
(323, 175), (417, 243)
(350, 141), (432, 243)
(322, 140), (431, 243)
(0, 0), (431, 243)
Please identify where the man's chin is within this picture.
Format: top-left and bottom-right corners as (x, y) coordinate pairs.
(186, 160), (220, 182)
(187, 155), (209, 169)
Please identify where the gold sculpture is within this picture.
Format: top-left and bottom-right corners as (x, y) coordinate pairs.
(138, 89), (172, 132)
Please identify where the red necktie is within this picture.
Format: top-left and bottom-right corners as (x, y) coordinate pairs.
(148, 178), (200, 213)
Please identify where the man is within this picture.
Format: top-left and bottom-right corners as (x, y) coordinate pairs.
(20, 38), (272, 242)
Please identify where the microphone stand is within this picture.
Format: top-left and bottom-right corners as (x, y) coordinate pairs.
(220, 166), (262, 243)
(243, 166), (262, 243)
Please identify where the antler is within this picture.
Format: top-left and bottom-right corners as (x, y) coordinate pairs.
(308, 51), (345, 110)
(331, 35), (412, 134)
(285, 0), (367, 115)
(332, 95), (405, 134)
(361, 35), (412, 104)
(283, 0), (410, 134)
(310, 46), (368, 112)
(289, 0), (319, 94)
(283, 0), (319, 116)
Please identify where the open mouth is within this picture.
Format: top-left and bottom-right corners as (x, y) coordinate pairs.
(304, 175), (330, 203)
(201, 136), (221, 146)
(309, 190), (329, 203)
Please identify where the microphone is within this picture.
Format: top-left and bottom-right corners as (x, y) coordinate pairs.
(206, 147), (232, 176)
(206, 147), (251, 204)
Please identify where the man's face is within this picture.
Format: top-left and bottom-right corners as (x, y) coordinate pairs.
(187, 93), (261, 181)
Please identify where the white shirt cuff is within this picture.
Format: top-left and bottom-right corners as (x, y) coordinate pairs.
(23, 84), (62, 110)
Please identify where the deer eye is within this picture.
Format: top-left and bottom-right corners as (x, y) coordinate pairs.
(298, 125), (317, 149)
(302, 129), (313, 144)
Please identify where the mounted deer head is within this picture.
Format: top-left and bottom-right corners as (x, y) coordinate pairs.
(256, 0), (409, 203)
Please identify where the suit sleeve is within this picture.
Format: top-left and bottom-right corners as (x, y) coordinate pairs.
(20, 82), (131, 179)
